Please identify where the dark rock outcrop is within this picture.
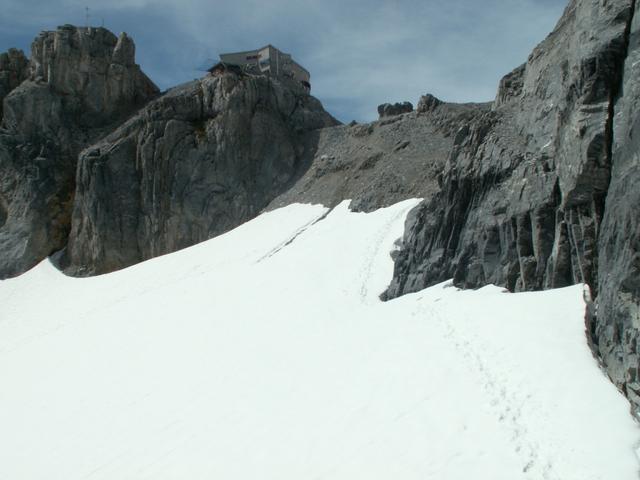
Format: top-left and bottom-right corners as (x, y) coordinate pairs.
(416, 94), (443, 113)
(383, 0), (640, 413)
(386, 0), (633, 295)
(0, 48), (28, 120)
(59, 73), (337, 275)
(596, 0), (640, 409)
(0, 25), (158, 278)
(377, 101), (413, 118)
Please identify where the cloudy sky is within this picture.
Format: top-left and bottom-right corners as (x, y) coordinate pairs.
(1, 0), (567, 122)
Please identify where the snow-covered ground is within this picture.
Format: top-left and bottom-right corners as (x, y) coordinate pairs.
(0, 200), (637, 479)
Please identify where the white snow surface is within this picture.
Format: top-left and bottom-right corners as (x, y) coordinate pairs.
(0, 200), (638, 479)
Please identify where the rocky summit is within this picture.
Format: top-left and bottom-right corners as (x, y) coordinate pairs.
(2, 0), (640, 415)
(0, 25), (158, 278)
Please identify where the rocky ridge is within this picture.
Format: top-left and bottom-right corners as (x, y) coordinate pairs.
(57, 73), (337, 275)
(267, 97), (488, 213)
(377, 101), (413, 118)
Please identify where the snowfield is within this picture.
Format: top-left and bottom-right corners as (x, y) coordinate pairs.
(0, 200), (638, 479)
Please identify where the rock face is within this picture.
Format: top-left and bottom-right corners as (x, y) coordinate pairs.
(383, 0), (640, 413)
(0, 49), (28, 120)
(377, 101), (413, 118)
(596, 0), (640, 409)
(416, 94), (443, 113)
(385, 0), (633, 295)
(0, 25), (158, 278)
(58, 73), (337, 275)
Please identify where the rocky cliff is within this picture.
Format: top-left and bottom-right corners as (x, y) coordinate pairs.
(267, 97), (488, 213)
(382, 0), (640, 414)
(0, 48), (28, 121)
(0, 25), (158, 278)
(57, 73), (337, 275)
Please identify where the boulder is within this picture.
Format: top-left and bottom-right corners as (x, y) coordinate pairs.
(377, 101), (413, 118)
(416, 94), (443, 113)
(385, 0), (634, 298)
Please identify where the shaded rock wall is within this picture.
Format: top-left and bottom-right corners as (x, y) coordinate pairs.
(386, 0), (633, 295)
(0, 25), (158, 278)
(0, 48), (28, 121)
(27, 25), (157, 124)
(596, 0), (640, 409)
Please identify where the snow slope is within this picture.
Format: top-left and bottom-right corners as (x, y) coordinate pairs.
(0, 200), (637, 479)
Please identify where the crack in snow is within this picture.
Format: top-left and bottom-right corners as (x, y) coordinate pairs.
(256, 207), (333, 263)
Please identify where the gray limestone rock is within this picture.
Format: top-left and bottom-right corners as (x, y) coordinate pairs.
(494, 64), (525, 108)
(416, 94), (443, 113)
(0, 48), (28, 121)
(0, 25), (158, 278)
(385, 0), (634, 295)
(59, 72), (337, 275)
(377, 101), (413, 118)
(594, 0), (640, 413)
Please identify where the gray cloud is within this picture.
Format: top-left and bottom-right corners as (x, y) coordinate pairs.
(0, 0), (568, 121)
